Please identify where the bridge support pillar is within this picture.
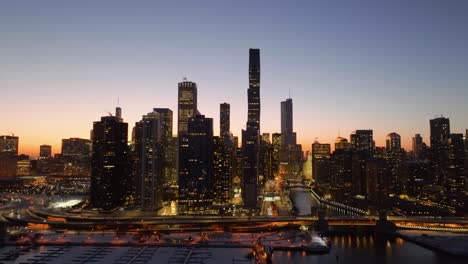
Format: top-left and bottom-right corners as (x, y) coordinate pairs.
(0, 222), (6, 246)
(375, 210), (396, 234)
(315, 209), (329, 233)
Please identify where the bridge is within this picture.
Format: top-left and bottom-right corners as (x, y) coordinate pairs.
(1, 191), (467, 233)
(1, 206), (466, 234)
(285, 184), (468, 232)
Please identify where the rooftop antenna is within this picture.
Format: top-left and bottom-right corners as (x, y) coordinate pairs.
(117, 97), (120, 106)
(183, 77), (187, 81)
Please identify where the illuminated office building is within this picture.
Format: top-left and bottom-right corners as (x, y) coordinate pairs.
(134, 111), (163, 211)
(312, 141), (331, 184)
(447, 133), (465, 206)
(335, 137), (350, 151)
(350, 130), (374, 157)
(213, 136), (231, 205)
(330, 146), (353, 203)
(178, 115), (214, 213)
(412, 134), (424, 159)
(220, 103), (230, 139)
(90, 108), (130, 210)
(153, 108), (174, 187)
(350, 130), (374, 196)
(177, 80), (198, 136)
(62, 138), (91, 176)
(366, 158), (390, 206)
(386, 132), (401, 153)
(16, 156), (31, 176)
(0, 135), (19, 155)
(39, 145), (52, 159)
(242, 48), (261, 209)
(0, 135), (19, 177)
(430, 117), (450, 186)
(279, 98), (302, 180)
(271, 133), (282, 175)
(385, 132), (403, 194)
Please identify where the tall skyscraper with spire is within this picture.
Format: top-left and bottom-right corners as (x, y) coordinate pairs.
(242, 49), (261, 209)
(281, 98), (296, 147)
(279, 97), (302, 180)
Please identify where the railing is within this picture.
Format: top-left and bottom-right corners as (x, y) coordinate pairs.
(309, 189), (368, 216)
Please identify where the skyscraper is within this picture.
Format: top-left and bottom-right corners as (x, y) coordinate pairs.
(0, 135), (19, 155)
(366, 158), (390, 206)
(220, 103), (230, 139)
(62, 138), (91, 157)
(90, 107), (130, 210)
(412, 134), (424, 158)
(213, 136), (231, 205)
(61, 138), (92, 176)
(39, 145), (52, 159)
(153, 108), (174, 187)
(242, 49), (261, 209)
(430, 117), (450, 185)
(350, 130), (374, 197)
(447, 133), (465, 203)
(386, 132), (401, 153)
(465, 129), (468, 192)
(280, 98), (296, 147)
(312, 141), (331, 184)
(350, 130), (374, 157)
(178, 115), (214, 213)
(134, 111), (163, 211)
(247, 49), (260, 130)
(260, 133), (274, 182)
(177, 80), (198, 136)
(281, 99), (293, 133)
(430, 117), (450, 150)
(0, 136), (17, 177)
(335, 137), (350, 151)
(330, 146), (353, 203)
(303, 151), (313, 180)
(385, 133), (403, 194)
(278, 98), (302, 180)
(271, 133), (282, 176)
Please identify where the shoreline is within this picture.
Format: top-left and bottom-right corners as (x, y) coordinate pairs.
(396, 230), (468, 257)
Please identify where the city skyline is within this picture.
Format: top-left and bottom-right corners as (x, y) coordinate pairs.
(2, 0), (468, 157)
(1, 2), (467, 261)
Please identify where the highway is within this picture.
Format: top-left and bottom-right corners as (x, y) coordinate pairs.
(1, 192), (467, 233)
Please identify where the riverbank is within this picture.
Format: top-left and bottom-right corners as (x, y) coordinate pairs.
(397, 230), (468, 257)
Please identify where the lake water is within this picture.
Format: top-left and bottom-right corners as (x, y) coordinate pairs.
(273, 234), (466, 264)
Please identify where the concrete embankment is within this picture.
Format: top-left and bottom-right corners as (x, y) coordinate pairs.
(397, 230), (468, 257)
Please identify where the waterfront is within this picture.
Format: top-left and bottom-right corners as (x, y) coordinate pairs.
(273, 235), (466, 264)
(1, 234), (466, 263)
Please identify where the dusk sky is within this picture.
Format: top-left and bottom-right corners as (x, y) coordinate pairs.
(1, 0), (468, 157)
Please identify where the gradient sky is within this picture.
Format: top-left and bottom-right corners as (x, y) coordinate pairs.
(1, 0), (468, 157)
